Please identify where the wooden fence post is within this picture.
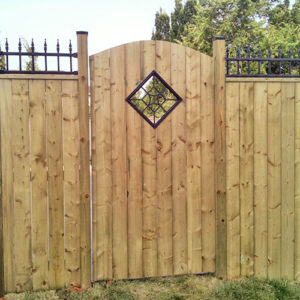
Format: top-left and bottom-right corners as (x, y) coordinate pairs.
(0, 103), (4, 296)
(77, 31), (91, 288)
(213, 36), (227, 279)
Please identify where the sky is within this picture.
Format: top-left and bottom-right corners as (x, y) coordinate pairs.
(0, 0), (175, 57)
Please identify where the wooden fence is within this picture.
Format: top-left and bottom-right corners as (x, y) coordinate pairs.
(0, 33), (90, 293)
(0, 36), (299, 295)
(225, 78), (300, 280)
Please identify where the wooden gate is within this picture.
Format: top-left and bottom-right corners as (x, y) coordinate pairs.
(90, 40), (217, 280)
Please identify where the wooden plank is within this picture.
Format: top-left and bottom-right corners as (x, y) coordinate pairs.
(125, 42), (143, 278)
(213, 37), (227, 279)
(200, 53), (215, 272)
(11, 80), (32, 291)
(267, 82), (281, 279)
(46, 80), (64, 288)
(89, 55), (98, 282)
(295, 82), (300, 281)
(156, 40), (173, 276)
(62, 80), (81, 287)
(226, 77), (300, 83)
(29, 80), (48, 290)
(93, 51), (113, 280)
(111, 45), (128, 279)
(225, 82), (240, 278)
(239, 82), (254, 276)
(141, 40), (158, 278)
(186, 48), (201, 273)
(253, 82), (268, 277)
(0, 80), (3, 297)
(281, 83), (295, 279)
(171, 43), (187, 275)
(77, 32), (91, 287)
(0, 80), (14, 292)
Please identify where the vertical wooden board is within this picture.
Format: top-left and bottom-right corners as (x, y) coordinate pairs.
(213, 39), (227, 279)
(239, 82), (254, 276)
(156, 41), (173, 276)
(62, 80), (81, 286)
(171, 43), (187, 275)
(93, 51), (113, 280)
(0, 81), (3, 298)
(46, 80), (64, 288)
(29, 80), (48, 290)
(11, 80), (32, 291)
(141, 41), (158, 277)
(226, 82), (240, 278)
(200, 54), (215, 272)
(125, 42), (143, 278)
(281, 83), (295, 279)
(267, 82), (281, 279)
(186, 49), (201, 273)
(295, 82), (300, 281)
(111, 45), (128, 279)
(253, 82), (268, 277)
(89, 55), (97, 282)
(0, 80), (14, 292)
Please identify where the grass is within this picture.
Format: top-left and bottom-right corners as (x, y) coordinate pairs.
(4, 275), (300, 300)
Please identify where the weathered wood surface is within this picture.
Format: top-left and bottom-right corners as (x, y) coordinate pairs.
(90, 40), (215, 279)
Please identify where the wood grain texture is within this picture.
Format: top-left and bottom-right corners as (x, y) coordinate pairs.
(0, 80), (3, 298)
(200, 53), (215, 272)
(93, 51), (113, 280)
(125, 42), (143, 278)
(156, 41), (173, 276)
(171, 43), (187, 275)
(213, 38), (227, 279)
(141, 41), (158, 277)
(0, 80), (14, 292)
(77, 33), (91, 287)
(267, 82), (281, 279)
(46, 80), (64, 288)
(12, 80), (32, 292)
(253, 82), (268, 277)
(186, 48), (202, 273)
(295, 83), (300, 281)
(62, 80), (81, 287)
(29, 80), (48, 290)
(239, 82), (254, 276)
(110, 45), (128, 279)
(281, 83), (295, 279)
(226, 82), (240, 278)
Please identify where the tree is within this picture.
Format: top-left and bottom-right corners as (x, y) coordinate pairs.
(152, 8), (171, 41)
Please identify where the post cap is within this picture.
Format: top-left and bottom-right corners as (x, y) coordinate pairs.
(76, 31), (88, 35)
(212, 36), (225, 41)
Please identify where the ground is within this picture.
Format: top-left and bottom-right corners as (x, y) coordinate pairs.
(4, 275), (300, 300)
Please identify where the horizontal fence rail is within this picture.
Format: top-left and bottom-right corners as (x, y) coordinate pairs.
(0, 38), (78, 74)
(226, 45), (300, 77)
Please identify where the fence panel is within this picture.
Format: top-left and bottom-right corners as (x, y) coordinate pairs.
(90, 40), (215, 280)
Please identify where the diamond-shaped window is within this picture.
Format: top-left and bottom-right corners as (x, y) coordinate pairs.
(125, 70), (182, 128)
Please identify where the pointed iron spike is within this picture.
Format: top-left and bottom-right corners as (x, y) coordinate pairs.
(288, 47), (292, 57)
(31, 38), (35, 51)
(237, 47), (240, 56)
(268, 47), (272, 57)
(278, 46), (282, 57)
(5, 38), (8, 51)
(69, 39), (72, 53)
(18, 38), (22, 51)
(57, 39), (60, 52)
(44, 39), (47, 52)
(258, 46), (261, 56)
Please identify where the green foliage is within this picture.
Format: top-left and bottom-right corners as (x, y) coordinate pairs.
(152, 0), (300, 60)
(0, 48), (5, 70)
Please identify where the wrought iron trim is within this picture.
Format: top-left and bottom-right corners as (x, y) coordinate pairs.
(0, 38), (78, 74)
(125, 70), (182, 129)
(226, 45), (300, 78)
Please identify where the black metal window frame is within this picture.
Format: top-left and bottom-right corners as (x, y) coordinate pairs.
(125, 70), (183, 129)
(226, 45), (300, 78)
(0, 38), (78, 75)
